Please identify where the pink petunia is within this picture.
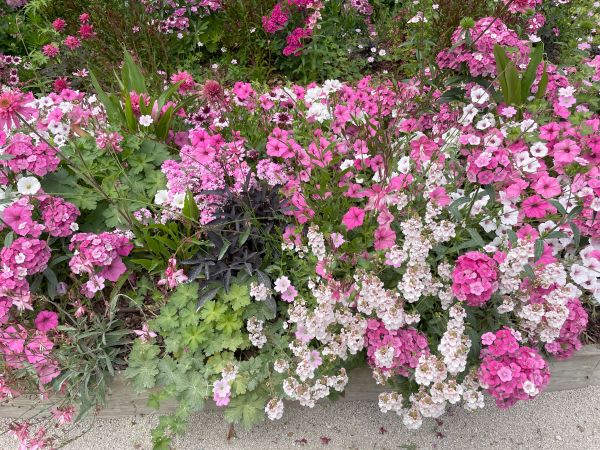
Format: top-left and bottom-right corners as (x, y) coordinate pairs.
(521, 195), (556, 219)
(34, 311), (59, 332)
(342, 207), (365, 231)
(374, 225), (396, 250)
(533, 175), (561, 198)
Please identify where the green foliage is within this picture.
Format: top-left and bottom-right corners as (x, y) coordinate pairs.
(51, 293), (132, 420)
(90, 50), (194, 141)
(42, 134), (168, 231)
(493, 43), (548, 118)
(125, 281), (277, 448)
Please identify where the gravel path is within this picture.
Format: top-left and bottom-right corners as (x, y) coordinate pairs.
(2, 386), (600, 449)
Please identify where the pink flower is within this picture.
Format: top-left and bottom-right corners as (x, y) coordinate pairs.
(34, 311), (59, 332)
(0, 90), (38, 131)
(533, 175), (561, 198)
(522, 195), (556, 219)
(213, 379), (231, 407)
(342, 206), (365, 231)
(64, 35), (81, 50)
(52, 18), (67, 32)
(429, 187), (451, 207)
(553, 139), (580, 164)
(42, 44), (60, 58)
(452, 251), (498, 307)
(545, 298), (588, 360)
(365, 320), (429, 377)
(374, 225), (396, 250)
(479, 328), (550, 408)
(133, 323), (157, 343)
(330, 232), (345, 248)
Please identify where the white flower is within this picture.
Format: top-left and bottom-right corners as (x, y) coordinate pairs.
(274, 276), (291, 293)
(470, 87), (489, 105)
(397, 156), (411, 174)
(529, 34), (541, 43)
(139, 115), (153, 127)
(154, 190), (168, 205)
(172, 192), (186, 209)
(17, 177), (41, 195)
(530, 142), (548, 158)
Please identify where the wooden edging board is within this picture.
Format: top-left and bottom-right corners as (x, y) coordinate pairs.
(2, 345), (600, 418)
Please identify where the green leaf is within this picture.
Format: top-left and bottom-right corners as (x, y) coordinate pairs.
(200, 300), (228, 323)
(122, 50), (147, 94)
(535, 63), (549, 100)
(569, 221), (581, 250)
(182, 190), (199, 222)
(224, 392), (267, 430)
(221, 283), (250, 311)
(522, 43), (544, 100)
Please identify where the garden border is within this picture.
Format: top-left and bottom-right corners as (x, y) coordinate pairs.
(2, 345), (600, 418)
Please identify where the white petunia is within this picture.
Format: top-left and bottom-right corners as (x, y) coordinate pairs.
(17, 177), (41, 195)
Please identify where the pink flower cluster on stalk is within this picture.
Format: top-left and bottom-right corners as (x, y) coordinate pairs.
(451, 251), (499, 307)
(69, 232), (133, 298)
(436, 17), (531, 77)
(262, 0), (325, 56)
(140, 0), (222, 35)
(2, 134), (60, 176)
(503, 0), (542, 14)
(478, 328), (550, 408)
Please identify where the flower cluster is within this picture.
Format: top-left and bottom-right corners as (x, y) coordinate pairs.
(451, 251), (499, 307)
(478, 328), (550, 408)
(436, 17), (531, 77)
(68, 232), (133, 298)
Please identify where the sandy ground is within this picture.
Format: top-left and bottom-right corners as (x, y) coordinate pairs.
(2, 385), (600, 450)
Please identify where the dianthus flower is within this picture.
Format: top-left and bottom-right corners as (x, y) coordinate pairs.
(2, 133), (60, 176)
(0, 237), (51, 277)
(545, 298), (588, 360)
(478, 328), (550, 408)
(39, 196), (80, 237)
(451, 251), (498, 306)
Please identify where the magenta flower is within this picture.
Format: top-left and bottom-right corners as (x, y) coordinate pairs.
(452, 251), (498, 307)
(342, 206), (365, 231)
(34, 311), (59, 332)
(521, 195), (556, 219)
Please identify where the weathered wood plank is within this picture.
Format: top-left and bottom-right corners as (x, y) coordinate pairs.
(2, 345), (599, 418)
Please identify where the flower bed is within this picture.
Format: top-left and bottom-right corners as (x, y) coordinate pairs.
(1, 0), (600, 449)
(2, 344), (600, 419)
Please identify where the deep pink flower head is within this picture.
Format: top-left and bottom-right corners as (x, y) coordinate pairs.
(52, 18), (67, 32)
(342, 206), (365, 231)
(479, 328), (550, 408)
(3, 133), (60, 176)
(42, 44), (60, 58)
(34, 311), (59, 332)
(64, 35), (81, 50)
(452, 251), (498, 306)
(39, 196), (80, 237)
(0, 237), (51, 277)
